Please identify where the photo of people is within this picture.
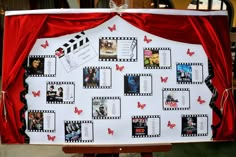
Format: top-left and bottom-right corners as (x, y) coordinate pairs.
(132, 118), (148, 136)
(182, 117), (197, 135)
(165, 93), (179, 107)
(144, 49), (159, 67)
(28, 57), (44, 75)
(124, 75), (140, 94)
(28, 111), (43, 131)
(46, 85), (64, 102)
(92, 99), (108, 117)
(83, 67), (99, 87)
(64, 122), (82, 141)
(99, 39), (117, 60)
(176, 64), (192, 82)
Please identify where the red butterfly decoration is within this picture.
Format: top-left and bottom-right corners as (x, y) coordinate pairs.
(187, 48), (194, 56)
(116, 64), (124, 71)
(137, 101), (146, 109)
(144, 35), (152, 43)
(41, 40), (49, 49)
(167, 121), (176, 129)
(47, 134), (56, 141)
(32, 90), (40, 97)
(55, 48), (64, 57)
(108, 128), (114, 135)
(108, 24), (116, 32)
(161, 76), (168, 83)
(197, 96), (206, 104)
(74, 107), (83, 115)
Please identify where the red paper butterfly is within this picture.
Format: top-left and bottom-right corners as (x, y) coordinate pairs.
(187, 48), (194, 56)
(197, 96), (206, 104)
(41, 40), (49, 49)
(47, 134), (56, 141)
(144, 35), (152, 43)
(167, 121), (176, 129)
(108, 128), (114, 135)
(108, 24), (116, 32)
(137, 101), (146, 109)
(116, 64), (124, 71)
(32, 90), (40, 97)
(74, 107), (83, 115)
(161, 76), (168, 83)
(55, 48), (64, 57)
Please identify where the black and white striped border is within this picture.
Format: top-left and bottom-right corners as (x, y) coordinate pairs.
(124, 74), (152, 96)
(162, 88), (190, 111)
(181, 114), (208, 137)
(176, 62), (203, 84)
(46, 81), (75, 104)
(99, 37), (137, 62)
(64, 120), (94, 143)
(83, 66), (112, 89)
(28, 55), (56, 77)
(27, 110), (55, 133)
(143, 47), (171, 69)
(132, 115), (160, 138)
(92, 97), (121, 120)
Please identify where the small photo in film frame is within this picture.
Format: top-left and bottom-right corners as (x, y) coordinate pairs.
(124, 74), (152, 96)
(83, 66), (112, 89)
(92, 97), (121, 119)
(176, 63), (203, 84)
(162, 88), (190, 110)
(64, 120), (94, 143)
(181, 114), (208, 137)
(99, 37), (137, 62)
(143, 47), (171, 69)
(27, 55), (56, 77)
(27, 110), (55, 132)
(46, 81), (75, 104)
(132, 115), (160, 138)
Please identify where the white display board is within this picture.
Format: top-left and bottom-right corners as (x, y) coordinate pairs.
(25, 15), (212, 144)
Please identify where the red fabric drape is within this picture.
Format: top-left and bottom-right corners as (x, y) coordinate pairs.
(0, 11), (235, 143)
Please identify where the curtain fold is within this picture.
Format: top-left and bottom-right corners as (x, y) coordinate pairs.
(0, 11), (234, 143)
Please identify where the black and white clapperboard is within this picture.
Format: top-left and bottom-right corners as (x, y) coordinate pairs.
(55, 31), (97, 72)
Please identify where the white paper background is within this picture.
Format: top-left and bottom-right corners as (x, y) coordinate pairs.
(25, 15), (213, 144)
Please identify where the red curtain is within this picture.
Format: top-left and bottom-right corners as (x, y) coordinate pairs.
(0, 11), (235, 143)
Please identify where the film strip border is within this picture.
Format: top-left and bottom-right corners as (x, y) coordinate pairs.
(176, 62), (203, 84)
(27, 55), (56, 77)
(162, 88), (190, 111)
(144, 47), (171, 69)
(181, 114), (208, 137)
(27, 110), (56, 133)
(46, 81), (75, 104)
(64, 120), (94, 143)
(132, 115), (160, 138)
(83, 66), (112, 89)
(92, 96), (121, 119)
(124, 74), (153, 96)
(99, 37), (137, 62)
(55, 31), (88, 59)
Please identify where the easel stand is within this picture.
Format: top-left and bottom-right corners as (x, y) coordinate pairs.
(62, 144), (172, 157)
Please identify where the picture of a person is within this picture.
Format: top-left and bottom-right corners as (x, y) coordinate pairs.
(55, 87), (63, 102)
(144, 50), (159, 67)
(149, 51), (159, 66)
(28, 112), (43, 131)
(94, 105), (107, 117)
(47, 85), (57, 102)
(28, 58), (44, 74)
(183, 117), (197, 134)
(125, 76), (140, 94)
(84, 68), (99, 87)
